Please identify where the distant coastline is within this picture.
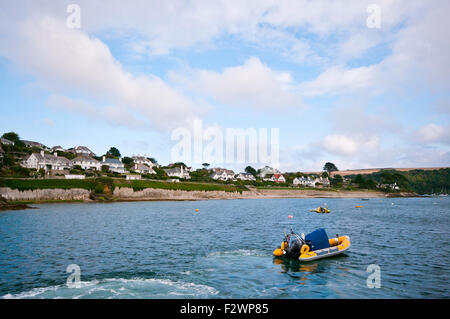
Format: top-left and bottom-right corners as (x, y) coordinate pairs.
(0, 185), (417, 209)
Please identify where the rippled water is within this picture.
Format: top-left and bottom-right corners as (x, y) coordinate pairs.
(0, 197), (449, 298)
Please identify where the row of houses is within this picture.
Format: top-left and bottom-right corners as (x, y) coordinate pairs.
(293, 176), (330, 187)
(2, 139), (333, 187)
(20, 150), (158, 175)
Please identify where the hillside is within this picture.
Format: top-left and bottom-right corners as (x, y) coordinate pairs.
(304, 167), (449, 177)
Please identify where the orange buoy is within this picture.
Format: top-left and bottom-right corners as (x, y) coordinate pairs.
(288, 215), (293, 219)
(355, 205), (363, 208)
(195, 208), (199, 212)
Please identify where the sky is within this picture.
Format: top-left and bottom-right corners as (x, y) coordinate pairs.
(0, 0), (449, 172)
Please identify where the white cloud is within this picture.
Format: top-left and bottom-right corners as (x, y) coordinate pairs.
(47, 95), (146, 128)
(322, 135), (358, 156)
(170, 57), (303, 109)
(416, 124), (450, 145)
(0, 16), (206, 131)
(299, 65), (375, 97)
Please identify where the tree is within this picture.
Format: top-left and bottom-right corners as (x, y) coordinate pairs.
(106, 147), (121, 158)
(245, 166), (257, 176)
(331, 174), (343, 187)
(2, 132), (20, 143)
(172, 162), (187, 168)
(202, 163), (210, 169)
(122, 157), (134, 170)
(354, 174), (365, 186)
(321, 172), (329, 178)
(122, 157), (134, 165)
(323, 162), (338, 174)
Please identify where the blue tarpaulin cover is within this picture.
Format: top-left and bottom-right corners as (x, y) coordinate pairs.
(305, 228), (330, 251)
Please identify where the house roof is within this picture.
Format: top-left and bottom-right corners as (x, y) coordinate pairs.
(132, 156), (151, 161)
(135, 163), (151, 170)
(212, 168), (235, 175)
(30, 152), (71, 165)
(0, 138), (14, 145)
(258, 166), (280, 176)
(23, 140), (45, 148)
(74, 146), (95, 155)
(72, 155), (99, 163)
(164, 167), (182, 174)
(103, 157), (123, 165)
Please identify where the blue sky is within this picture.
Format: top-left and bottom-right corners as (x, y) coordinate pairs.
(0, 0), (449, 172)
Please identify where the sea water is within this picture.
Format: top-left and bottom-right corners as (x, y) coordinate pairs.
(0, 197), (448, 298)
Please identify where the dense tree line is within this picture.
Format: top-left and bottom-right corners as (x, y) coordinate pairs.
(347, 169), (450, 194)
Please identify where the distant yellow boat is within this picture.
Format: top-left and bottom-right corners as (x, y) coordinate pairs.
(310, 207), (330, 214)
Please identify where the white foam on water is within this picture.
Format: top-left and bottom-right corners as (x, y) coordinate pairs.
(206, 249), (267, 258)
(1, 277), (218, 299)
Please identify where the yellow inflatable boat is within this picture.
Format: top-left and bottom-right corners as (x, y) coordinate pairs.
(273, 229), (351, 262)
(310, 206), (330, 214)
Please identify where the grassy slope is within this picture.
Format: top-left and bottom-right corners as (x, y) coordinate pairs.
(0, 178), (247, 193)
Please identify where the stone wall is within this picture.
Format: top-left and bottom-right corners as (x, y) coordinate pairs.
(112, 187), (251, 200)
(0, 187), (90, 201)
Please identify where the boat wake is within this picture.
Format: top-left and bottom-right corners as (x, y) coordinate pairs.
(2, 277), (218, 299)
(206, 249), (267, 258)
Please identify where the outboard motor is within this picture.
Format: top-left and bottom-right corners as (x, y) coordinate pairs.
(273, 229), (308, 258)
(285, 239), (302, 258)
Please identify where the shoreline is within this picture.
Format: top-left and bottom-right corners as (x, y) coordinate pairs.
(0, 186), (417, 210)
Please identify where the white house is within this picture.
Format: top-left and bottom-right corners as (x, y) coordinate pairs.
(72, 146), (96, 157)
(132, 156), (156, 168)
(315, 177), (330, 186)
(134, 163), (155, 174)
(65, 174), (85, 179)
(163, 166), (191, 179)
(258, 166), (280, 178)
(236, 173), (256, 181)
(126, 174), (142, 180)
(293, 176), (316, 187)
(50, 145), (66, 153)
(101, 156), (126, 173)
(264, 173), (285, 183)
(22, 140), (46, 149)
(293, 176), (329, 187)
(378, 182), (400, 190)
(71, 155), (101, 170)
(22, 151), (72, 171)
(0, 138), (14, 146)
(274, 174), (286, 183)
(210, 168), (236, 181)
